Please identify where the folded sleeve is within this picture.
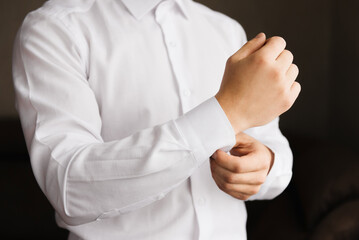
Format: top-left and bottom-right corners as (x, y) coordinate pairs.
(12, 12), (235, 226)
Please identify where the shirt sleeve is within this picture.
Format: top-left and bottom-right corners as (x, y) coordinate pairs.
(13, 12), (236, 226)
(244, 117), (293, 200)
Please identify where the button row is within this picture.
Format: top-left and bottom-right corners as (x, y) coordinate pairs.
(197, 197), (206, 206)
(183, 89), (191, 97)
(168, 41), (177, 48)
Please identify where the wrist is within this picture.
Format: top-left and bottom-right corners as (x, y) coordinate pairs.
(215, 94), (248, 134)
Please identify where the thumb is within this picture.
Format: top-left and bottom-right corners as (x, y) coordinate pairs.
(211, 149), (229, 161)
(234, 132), (254, 147)
(230, 133), (255, 156)
(231, 32), (266, 62)
(230, 146), (251, 157)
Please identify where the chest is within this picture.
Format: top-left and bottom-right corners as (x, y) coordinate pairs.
(84, 13), (234, 140)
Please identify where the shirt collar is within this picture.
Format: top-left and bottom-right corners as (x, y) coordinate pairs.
(121, 0), (190, 20)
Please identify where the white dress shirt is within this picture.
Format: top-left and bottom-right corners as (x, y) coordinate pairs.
(12, 0), (293, 239)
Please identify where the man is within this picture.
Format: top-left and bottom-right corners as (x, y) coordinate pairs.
(12, 0), (300, 239)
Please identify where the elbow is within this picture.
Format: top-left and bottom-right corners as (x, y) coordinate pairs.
(59, 212), (95, 227)
(56, 180), (102, 226)
(56, 193), (99, 226)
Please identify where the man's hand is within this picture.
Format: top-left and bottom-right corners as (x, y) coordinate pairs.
(215, 33), (300, 134)
(210, 133), (274, 200)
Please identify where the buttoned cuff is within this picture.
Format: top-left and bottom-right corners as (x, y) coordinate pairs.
(248, 143), (292, 200)
(263, 146), (280, 188)
(174, 97), (236, 167)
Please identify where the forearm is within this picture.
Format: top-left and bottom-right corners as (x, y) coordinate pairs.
(20, 98), (235, 226)
(19, 94), (235, 226)
(29, 120), (194, 225)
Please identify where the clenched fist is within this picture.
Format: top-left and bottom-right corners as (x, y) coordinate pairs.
(215, 33), (300, 133)
(210, 133), (274, 200)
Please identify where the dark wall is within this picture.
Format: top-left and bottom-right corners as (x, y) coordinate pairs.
(0, 0), (46, 118)
(329, 0), (359, 144)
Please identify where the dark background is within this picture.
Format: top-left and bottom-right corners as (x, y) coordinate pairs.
(1, 0), (358, 239)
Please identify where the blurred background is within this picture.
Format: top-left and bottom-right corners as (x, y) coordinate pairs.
(1, 0), (358, 239)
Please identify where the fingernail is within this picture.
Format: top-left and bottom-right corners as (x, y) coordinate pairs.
(255, 32), (264, 38)
(212, 151), (218, 159)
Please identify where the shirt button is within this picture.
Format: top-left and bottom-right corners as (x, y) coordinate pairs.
(197, 197), (206, 206)
(183, 89), (191, 97)
(169, 41), (177, 48)
(157, 193), (165, 200)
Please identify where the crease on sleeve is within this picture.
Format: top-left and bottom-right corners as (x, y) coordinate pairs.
(174, 97), (236, 167)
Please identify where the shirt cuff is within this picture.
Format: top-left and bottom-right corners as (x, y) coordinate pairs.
(263, 141), (292, 190)
(263, 147), (280, 189)
(174, 97), (236, 167)
(248, 143), (292, 200)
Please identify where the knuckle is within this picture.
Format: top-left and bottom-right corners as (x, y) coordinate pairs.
(272, 36), (286, 47)
(237, 196), (244, 200)
(257, 176), (266, 185)
(210, 160), (216, 171)
(282, 97), (293, 110)
(236, 194), (244, 200)
(210, 168), (216, 178)
(226, 56), (236, 66)
(249, 186), (261, 195)
(233, 163), (242, 173)
(210, 166), (218, 176)
(294, 81), (302, 93)
(222, 182), (233, 191)
(277, 82), (287, 93)
(247, 189), (256, 195)
(272, 68), (283, 80)
(217, 156), (227, 167)
(284, 50), (293, 60)
(224, 174), (236, 183)
(261, 160), (270, 170)
(292, 63), (299, 74)
(239, 195), (249, 201)
(217, 182), (225, 191)
(214, 157), (224, 166)
(253, 54), (270, 66)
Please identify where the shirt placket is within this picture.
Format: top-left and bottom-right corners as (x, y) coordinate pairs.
(155, 0), (193, 113)
(155, 2), (212, 239)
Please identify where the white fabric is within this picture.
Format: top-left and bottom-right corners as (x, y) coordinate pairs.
(12, 0), (293, 239)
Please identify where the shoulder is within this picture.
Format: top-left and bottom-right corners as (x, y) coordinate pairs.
(190, 1), (236, 24)
(189, 1), (247, 47)
(14, 1), (95, 64)
(38, 0), (96, 17)
(20, 0), (95, 28)
(18, 0), (97, 43)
